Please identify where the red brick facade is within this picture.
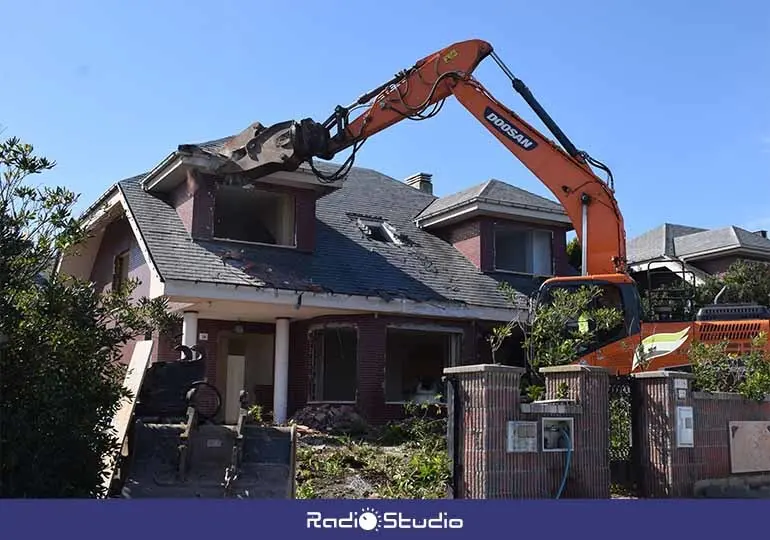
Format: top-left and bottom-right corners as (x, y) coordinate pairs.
(288, 314), (477, 424)
(436, 217), (571, 275)
(152, 314), (483, 424)
(689, 254), (770, 275)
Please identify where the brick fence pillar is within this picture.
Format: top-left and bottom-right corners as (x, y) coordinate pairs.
(443, 364), (524, 499)
(631, 370), (697, 497)
(541, 365), (611, 498)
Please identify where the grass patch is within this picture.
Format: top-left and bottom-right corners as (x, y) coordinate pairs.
(294, 401), (450, 499)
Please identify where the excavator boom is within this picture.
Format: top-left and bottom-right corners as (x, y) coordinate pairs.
(216, 39), (627, 276)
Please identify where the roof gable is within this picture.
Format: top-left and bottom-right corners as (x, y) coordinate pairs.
(416, 178), (566, 225)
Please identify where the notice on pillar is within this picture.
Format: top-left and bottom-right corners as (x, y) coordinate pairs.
(507, 421), (538, 453)
(729, 421), (770, 474)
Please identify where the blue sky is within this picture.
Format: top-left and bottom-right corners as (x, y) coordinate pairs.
(2, 0), (769, 239)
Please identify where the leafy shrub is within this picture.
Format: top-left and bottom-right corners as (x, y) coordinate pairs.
(689, 332), (770, 401)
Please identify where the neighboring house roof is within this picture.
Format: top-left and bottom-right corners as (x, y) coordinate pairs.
(627, 223), (707, 263)
(416, 178), (566, 222)
(628, 222), (770, 265)
(118, 160), (545, 311)
(673, 226), (770, 258)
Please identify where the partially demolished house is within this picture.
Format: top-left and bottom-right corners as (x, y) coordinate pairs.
(58, 135), (573, 425)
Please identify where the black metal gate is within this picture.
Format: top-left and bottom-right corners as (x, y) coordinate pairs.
(608, 375), (642, 496)
(445, 374), (464, 499)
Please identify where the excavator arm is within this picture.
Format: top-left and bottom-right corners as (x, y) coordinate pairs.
(217, 39), (627, 276)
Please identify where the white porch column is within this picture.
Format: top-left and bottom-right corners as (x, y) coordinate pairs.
(273, 317), (291, 424)
(181, 311), (198, 359)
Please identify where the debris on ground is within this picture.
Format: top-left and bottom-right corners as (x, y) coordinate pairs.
(292, 404), (450, 499)
(289, 404), (370, 434)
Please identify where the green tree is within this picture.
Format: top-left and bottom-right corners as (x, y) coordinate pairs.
(523, 285), (623, 371)
(695, 259), (770, 307)
(0, 136), (178, 497)
(490, 283), (623, 398)
(566, 237), (581, 273)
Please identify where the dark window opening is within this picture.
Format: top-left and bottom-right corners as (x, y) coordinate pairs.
(356, 218), (402, 244)
(368, 224), (391, 242)
(309, 327), (358, 402)
(385, 328), (461, 403)
(112, 250), (129, 291)
(494, 225), (553, 275)
(213, 185), (296, 246)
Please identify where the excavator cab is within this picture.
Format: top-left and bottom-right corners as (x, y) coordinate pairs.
(532, 273), (642, 361)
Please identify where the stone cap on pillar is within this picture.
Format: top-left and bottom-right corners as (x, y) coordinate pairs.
(443, 364), (526, 375)
(539, 364), (609, 374)
(631, 370), (696, 379)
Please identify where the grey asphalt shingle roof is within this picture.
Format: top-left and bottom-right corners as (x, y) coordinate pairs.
(627, 223), (707, 263)
(628, 222), (770, 263)
(118, 160), (546, 311)
(416, 178), (566, 221)
(674, 226), (770, 257)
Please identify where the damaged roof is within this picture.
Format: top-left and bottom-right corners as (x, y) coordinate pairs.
(118, 159), (546, 310)
(628, 222), (770, 263)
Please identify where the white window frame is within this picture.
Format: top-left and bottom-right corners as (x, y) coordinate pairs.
(493, 223), (554, 276)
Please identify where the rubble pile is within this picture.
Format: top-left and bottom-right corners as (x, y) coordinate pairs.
(290, 404), (370, 434)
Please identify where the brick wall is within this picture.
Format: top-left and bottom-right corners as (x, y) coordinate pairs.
(436, 219), (487, 269)
(443, 364), (610, 499)
(169, 172), (318, 252)
(435, 217), (570, 275)
(289, 314), (477, 424)
(632, 370), (770, 497)
(690, 255), (770, 275)
(148, 314), (479, 425)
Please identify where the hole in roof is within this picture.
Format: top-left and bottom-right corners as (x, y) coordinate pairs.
(356, 218), (403, 245)
(368, 224), (391, 243)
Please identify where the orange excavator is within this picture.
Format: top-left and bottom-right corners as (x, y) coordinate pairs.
(214, 39), (769, 374)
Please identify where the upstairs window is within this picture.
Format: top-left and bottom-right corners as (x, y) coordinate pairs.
(213, 185), (296, 246)
(112, 250), (130, 291)
(494, 224), (553, 275)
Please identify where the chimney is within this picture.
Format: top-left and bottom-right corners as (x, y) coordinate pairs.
(404, 172), (433, 195)
(755, 230), (768, 239)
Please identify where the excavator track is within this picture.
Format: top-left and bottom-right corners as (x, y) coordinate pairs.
(118, 419), (296, 499)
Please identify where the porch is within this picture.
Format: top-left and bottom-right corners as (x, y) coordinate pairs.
(162, 282), (520, 424)
(166, 311), (486, 426)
